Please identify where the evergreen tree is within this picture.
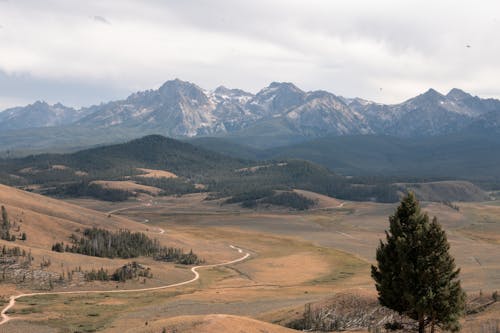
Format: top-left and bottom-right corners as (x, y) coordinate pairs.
(1, 206), (8, 226)
(371, 192), (465, 332)
(1, 205), (11, 240)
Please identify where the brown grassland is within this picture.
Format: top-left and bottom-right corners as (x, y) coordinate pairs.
(0, 184), (500, 332)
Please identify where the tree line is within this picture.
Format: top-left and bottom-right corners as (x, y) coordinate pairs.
(46, 181), (133, 202)
(84, 262), (153, 282)
(225, 189), (316, 210)
(52, 227), (202, 265)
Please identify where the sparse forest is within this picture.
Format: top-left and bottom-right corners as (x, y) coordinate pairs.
(46, 181), (134, 202)
(225, 189), (316, 210)
(52, 227), (203, 265)
(84, 262), (153, 282)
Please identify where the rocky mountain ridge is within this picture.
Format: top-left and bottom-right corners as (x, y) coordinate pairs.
(1, 79), (499, 140)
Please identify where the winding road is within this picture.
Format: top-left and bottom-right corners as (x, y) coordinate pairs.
(0, 202), (250, 326)
(0, 245), (249, 326)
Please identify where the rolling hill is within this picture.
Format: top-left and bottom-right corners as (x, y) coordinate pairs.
(190, 133), (500, 188)
(0, 135), (401, 203)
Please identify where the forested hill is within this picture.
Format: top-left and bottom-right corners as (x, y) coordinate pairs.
(67, 135), (247, 177)
(0, 135), (247, 180)
(189, 133), (500, 187)
(0, 135), (400, 203)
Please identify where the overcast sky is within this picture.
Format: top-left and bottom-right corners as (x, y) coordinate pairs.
(0, 0), (499, 110)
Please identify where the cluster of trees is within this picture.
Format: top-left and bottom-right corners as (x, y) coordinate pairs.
(0, 206), (27, 241)
(84, 267), (110, 282)
(112, 262), (152, 281)
(154, 248), (202, 265)
(84, 262), (152, 282)
(135, 177), (199, 196)
(261, 192), (316, 210)
(209, 160), (400, 204)
(225, 189), (316, 210)
(52, 227), (203, 265)
(225, 189), (274, 207)
(52, 228), (159, 258)
(47, 181), (133, 202)
(442, 200), (460, 211)
(1, 245), (30, 258)
(0, 246), (33, 281)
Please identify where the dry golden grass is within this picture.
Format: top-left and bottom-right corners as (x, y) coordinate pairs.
(2, 187), (500, 332)
(1, 211), (369, 332)
(91, 180), (162, 195)
(0, 184), (203, 293)
(50, 164), (69, 171)
(136, 168), (177, 179)
(293, 189), (343, 208)
(123, 314), (298, 333)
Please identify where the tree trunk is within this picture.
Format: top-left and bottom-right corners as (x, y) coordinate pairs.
(430, 316), (435, 333)
(419, 315), (425, 333)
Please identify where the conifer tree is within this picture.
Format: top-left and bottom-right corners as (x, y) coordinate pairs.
(1, 205), (11, 240)
(371, 192), (465, 332)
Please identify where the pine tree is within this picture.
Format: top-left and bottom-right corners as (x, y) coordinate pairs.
(1, 206), (8, 226)
(1, 205), (11, 241)
(371, 192), (466, 333)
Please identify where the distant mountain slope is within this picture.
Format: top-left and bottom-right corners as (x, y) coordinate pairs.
(75, 79), (371, 141)
(186, 137), (262, 160)
(3, 79), (499, 152)
(0, 101), (91, 131)
(349, 88), (500, 137)
(394, 181), (490, 202)
(76, 79), (224, 136)
(255, 133), (500, 183)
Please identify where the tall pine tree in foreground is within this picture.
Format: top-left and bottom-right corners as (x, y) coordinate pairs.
(371, 192), (465, 333)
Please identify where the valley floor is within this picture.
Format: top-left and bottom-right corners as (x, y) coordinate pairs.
(1, 191), (500, 332)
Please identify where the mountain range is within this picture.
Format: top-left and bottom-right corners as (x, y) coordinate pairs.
(1, 79), (499, 151)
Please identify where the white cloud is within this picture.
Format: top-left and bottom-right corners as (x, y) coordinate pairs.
(0, 0), (499, 108)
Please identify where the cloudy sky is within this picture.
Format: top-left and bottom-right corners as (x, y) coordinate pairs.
(0, 0), (499, 110)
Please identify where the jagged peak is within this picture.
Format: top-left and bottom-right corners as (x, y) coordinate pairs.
(31, 100), (49, 106)
(256, 82), (305, 98)
(159, 78), (201, 91)
(214, 85), (230, 94)
(446, 88), (472, 100)
(157, 78), (208, 102)
(422, 88), (444, 98)
(214, 86), (253, 96)
(404, 88), (445, 104)
(268, 81), (302, 91)
(307, 90), (337, 98)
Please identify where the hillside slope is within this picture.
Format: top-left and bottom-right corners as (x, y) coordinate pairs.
(0, 183), (149, 250)
(256, 133), (500, 183)
(394, 181), (490, 202)
(0, 135), (405, 203)
(124, 314), (298, 333)
(0, 135), (247, 184)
